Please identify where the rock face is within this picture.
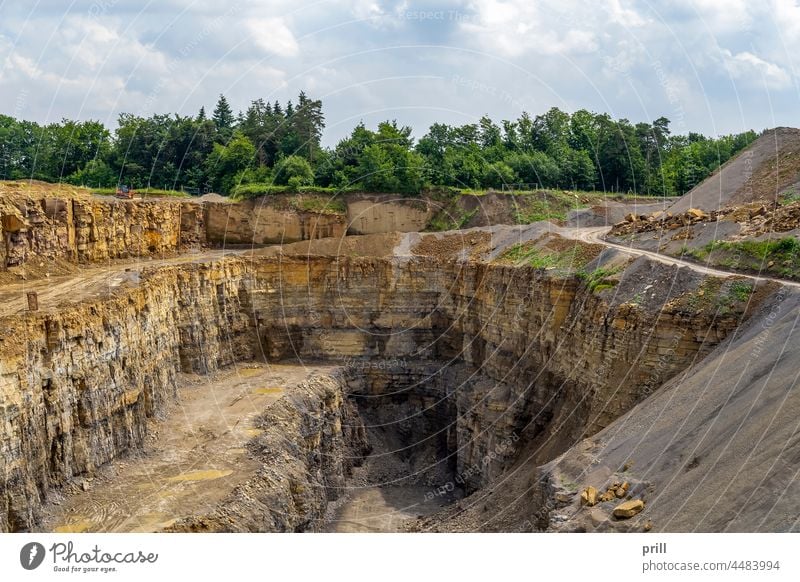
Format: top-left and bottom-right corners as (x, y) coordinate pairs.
(0, 193), (347, 272)
(0, 259), (254, 531)
(249, 255), (742, 492)
(0, 247), (757, 532)
(0, 196), (200, 268)
(205, 199), (346, 245)
(533, 288), (800, 533)
(168, 372), (369, 532)
(345, 195), (432, 235)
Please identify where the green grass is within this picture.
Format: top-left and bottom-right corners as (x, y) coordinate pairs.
(728, 281), (754, 302)
(427, 207), (478, 231)
(780, 187), (800, 206)
(680, 237), (800, 279)
(500, 242), (596, 274)
(514, 199), (567, 223)
(679, 244), (705, 261)
(577, 266), (623, 293)
(715, 281), (754, 315)
(425, 187), (659, 227)
(92, 187), (189, 198)
(230, 183), (359, 200)
(512, 190), (586, 224)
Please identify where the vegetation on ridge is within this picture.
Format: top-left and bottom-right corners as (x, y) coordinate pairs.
(1, 92), (757, 198)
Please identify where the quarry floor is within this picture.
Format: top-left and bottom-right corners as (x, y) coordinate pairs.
(38, 357), (452, 533)
(38, 362), (330, 533)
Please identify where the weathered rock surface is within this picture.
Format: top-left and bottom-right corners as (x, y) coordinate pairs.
(0, 191), (347, 273)
(0, 259), (253, 531)
(205, 199), (346, 245)
(0, 228), (771, 532)
(167, 372), (369, 532)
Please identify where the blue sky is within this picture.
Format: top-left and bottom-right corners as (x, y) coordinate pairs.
(1, 0), (799, 145)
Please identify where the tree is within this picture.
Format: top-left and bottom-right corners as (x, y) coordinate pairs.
(212, 95), (235, 143)
(482, 161), (516, 189)
(240, 98), (280, 166)
(0, 95), (760, 198)
(292, 91), (325, 162)
(274, 155), (314, 188)
(204, 131), (256, 193)
(505, 151), (559, 188)
(66, 159), (116, 187)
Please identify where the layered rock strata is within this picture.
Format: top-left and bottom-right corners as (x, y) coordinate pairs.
(0, 250), (754, 531)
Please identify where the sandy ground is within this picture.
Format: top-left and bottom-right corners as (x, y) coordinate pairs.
(324, 486), (452, 532)
(38, 362), (337, 533)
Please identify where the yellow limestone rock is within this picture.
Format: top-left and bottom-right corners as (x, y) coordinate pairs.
(613, 499), (644, 518)
(580, 486), (599, 506)
(687, 208), (708, 220)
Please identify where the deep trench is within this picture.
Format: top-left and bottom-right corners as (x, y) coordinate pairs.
(322, 362), (462, 532)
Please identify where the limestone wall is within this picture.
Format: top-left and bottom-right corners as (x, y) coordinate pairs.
(345, 195), (432, 235)
(0, 196), (204, 268)
(248, 256), (741, 491)
(205, 200), (346, 245)
(0, 259), (253, 531)
(0, 251), (749, 531)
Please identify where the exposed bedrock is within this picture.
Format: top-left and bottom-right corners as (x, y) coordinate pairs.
(167, 371), (370, 533)
(0, 259), (253, 531)
(0, 194), (346, 271)
(0, 252), (754, 531)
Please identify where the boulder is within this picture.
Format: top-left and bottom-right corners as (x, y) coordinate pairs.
(1, 213), (27, 233)
(580, 486), (598, 506)
(613, 499), (644, 519)
(687, 208), (708, 220)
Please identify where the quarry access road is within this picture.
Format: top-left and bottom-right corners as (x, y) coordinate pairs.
(0, 249), (248, 317)
(573, 226), (800, 288)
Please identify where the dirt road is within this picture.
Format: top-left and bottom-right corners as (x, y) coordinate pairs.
(573, 226), (800, 289)
(0, 249), (247, 317)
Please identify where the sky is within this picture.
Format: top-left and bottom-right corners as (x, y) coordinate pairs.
(1, 0), (799, 146)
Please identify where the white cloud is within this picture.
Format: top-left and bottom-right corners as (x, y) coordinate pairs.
(2, 0), (800, 142)
(460, 0), (597, 57)
(607, 0), (648, 27)
(722, 49), (792, 89)
(246, 17), (299, 57)
(673, 0), (751, 34)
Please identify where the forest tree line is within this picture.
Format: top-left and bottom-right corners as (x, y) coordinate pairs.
(0, 93), (758, 197)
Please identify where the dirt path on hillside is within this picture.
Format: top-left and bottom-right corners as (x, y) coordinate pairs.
(0, 249), (248, 317)
(38, 362), (337, 533)
(573, 226), (800, 288)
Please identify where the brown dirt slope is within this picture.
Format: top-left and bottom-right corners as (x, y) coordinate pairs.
(669, 127), (800, 214)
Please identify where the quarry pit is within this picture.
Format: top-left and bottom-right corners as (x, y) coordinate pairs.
(1, 186), (797, 533)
